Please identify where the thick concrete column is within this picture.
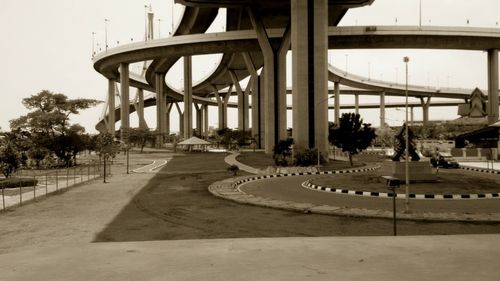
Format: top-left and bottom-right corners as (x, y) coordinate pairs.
(203, 104), (209, 139)
(229, 70), (247, 132)
(291, 0), (329, 154)
(212, 85), (226, 130)
(243, 78), (251, 132)
(277, 27), (291, 141)
(334, 82), (340, 124)
(137, 88), (148, 129)
(120, 63), (130, 142)
(243, 52), (262, 148)
(420, 97), (431, 126)
(107, 79), (116, 135)
(247, 8), (275, 154)
(183, 56), (193, 139)
(487, 49), (499, 124)
(354, 94), (359, 115)
(174, 103), (184, 137)
(155, 73), (165, 146)
(166, 103), (172, 136)
(195, 103), (202, 136)
(380, 92), (386, 126)
(410, 106), (414, 127)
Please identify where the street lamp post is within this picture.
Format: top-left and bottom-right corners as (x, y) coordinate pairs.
(158, 19), (162, 38)
(104, 19), (109, 51)
(91, 32), (96, 57)
(404, 56), (410, 213)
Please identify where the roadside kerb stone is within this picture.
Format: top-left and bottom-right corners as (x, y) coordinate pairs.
(208, 166), (500, 222)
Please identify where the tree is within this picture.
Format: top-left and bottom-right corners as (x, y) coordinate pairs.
(375, 124), (396, 148)
(0, 141), (21, 178)
(129, 128), (155, 153)
(95, 133), (120, 183)
(328, 113), (376, 166)
(10, 90), (100, 167)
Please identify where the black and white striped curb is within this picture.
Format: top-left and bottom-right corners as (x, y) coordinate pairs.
(232, 166), (380, 188)
(460, 166), (500, 175)
(303, 181), (500, 200)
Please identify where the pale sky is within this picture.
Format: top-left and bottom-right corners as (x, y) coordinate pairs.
(1, 0), (499, 133)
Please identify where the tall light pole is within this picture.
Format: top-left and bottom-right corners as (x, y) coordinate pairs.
(419, 0), (422, 28)
(403, 56), (410, 213)
(104, 19), (109, 51)
(91, 32), (96, 57)
(345, 54), (348, 76)
(171, 0), (175, 35)
(158, 19), (162, 38)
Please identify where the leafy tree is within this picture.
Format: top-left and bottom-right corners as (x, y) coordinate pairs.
(273, 138), (294, 166)
(375, 124), (396, 148)
(129, 128), (155, 153)
(329, 113), (376, 166)
(95, 133), (120, 183)
(0, 141), (21, 178)
(10, 90), (100, 166)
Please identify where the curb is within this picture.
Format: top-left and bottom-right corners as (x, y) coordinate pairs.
(232, 165), (380, 188)
(303, 181), (500, 200)
(460, 166), (500, 175)
(208, 166), (500, 222)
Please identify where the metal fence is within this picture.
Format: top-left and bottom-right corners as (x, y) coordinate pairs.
(1, 159), (111, 212)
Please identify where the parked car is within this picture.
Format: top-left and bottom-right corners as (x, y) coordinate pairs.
(430, 152), (460, 168)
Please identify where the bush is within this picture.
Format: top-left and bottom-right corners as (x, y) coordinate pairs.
(227, 165), (239, 176)
(294, 149), (321, 166)
(0, 177), (38, 189)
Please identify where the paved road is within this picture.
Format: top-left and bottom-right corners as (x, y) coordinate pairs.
(240, 173), (500, 216)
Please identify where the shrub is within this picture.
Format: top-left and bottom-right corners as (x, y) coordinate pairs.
(227, 164), (239, 176)
(294, 149), (321, 166)
(0, 177), (38, 189)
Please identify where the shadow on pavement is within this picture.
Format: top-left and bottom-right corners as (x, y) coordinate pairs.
(94, 153), (500, 242)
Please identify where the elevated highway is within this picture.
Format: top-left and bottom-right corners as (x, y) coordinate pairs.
(93, 1), (500, 154)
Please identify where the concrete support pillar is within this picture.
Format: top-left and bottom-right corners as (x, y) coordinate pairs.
(120, 63), (130, 142)
(203, 104), (209, 139)
(487, 49), (499, 124)
(410, 106), (414, 127)
(354, 94), (359, 115)
(166, 103), (172, 136)
(380, 92), (386, 126)
(183, 56), (193, 139)
(291, 0), (329, 154)
(334, 82), (340, 124)
(242, 52), (262, 148)
(229, 70), (247, 132)
(243, 77), (251, 132)
(420, 97), (431, 126)
(137, 88), (148, 129)
(174, 103), (184, 137)
(212, 85), (228, 130)
(195, 104), (202, 136)
(247, 9), (291, 154)
(155, 73), (165, 146)
(107, 79), (116, 135)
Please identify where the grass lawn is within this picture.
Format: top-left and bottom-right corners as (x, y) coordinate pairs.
(310, 169), (500, 195)
(236, 151), (363, 171)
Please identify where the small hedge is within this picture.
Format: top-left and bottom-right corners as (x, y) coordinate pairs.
(0, 178), (38, 189)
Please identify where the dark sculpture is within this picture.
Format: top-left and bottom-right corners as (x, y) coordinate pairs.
(392, 123), (420, 161)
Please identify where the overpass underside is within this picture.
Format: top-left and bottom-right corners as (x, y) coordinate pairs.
(94, 0), (500, 156)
